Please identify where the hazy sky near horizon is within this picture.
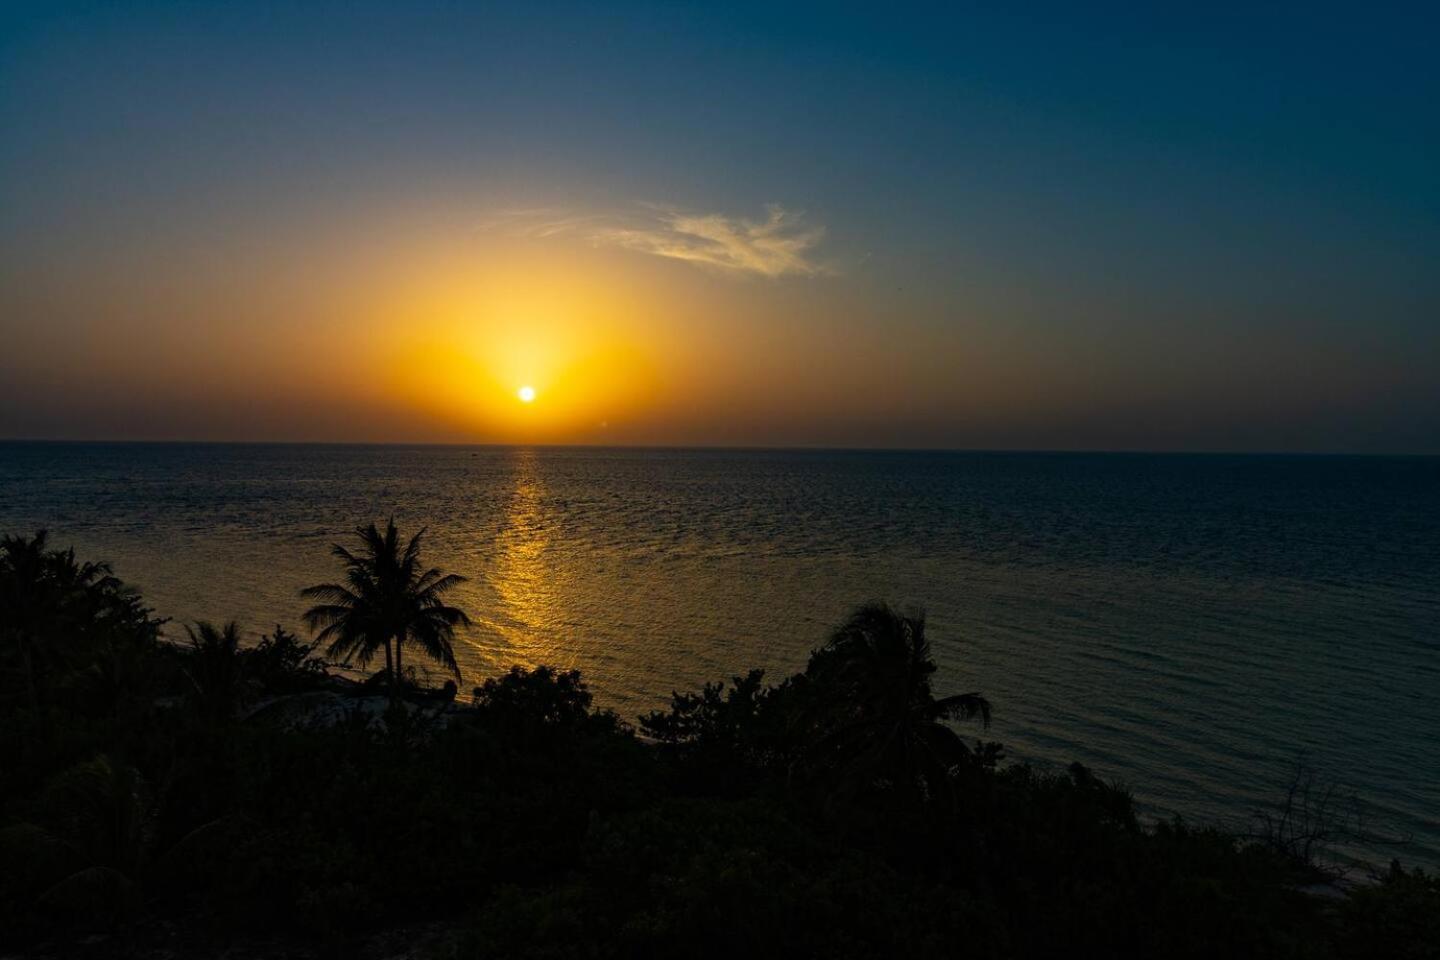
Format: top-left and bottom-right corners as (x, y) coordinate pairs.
(2, 2), (1437, 451)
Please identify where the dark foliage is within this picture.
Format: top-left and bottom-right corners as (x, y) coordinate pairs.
(640, 669), (784, 794)
(473, 664), (614, 732)
(2, 530), (1437, 959)
(1335, 862), (1440, 960)
(245, 624), (329, 695)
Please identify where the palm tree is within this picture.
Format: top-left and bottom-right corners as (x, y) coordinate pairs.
(0, 531), (126, 723)
(798, 603), (989, 804)
(300, 519), (470, 693)
(181, 621), (247, 724)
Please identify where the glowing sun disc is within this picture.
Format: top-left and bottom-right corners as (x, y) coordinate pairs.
(517, 385), (536, 403)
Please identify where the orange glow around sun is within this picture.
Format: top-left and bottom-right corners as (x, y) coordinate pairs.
(376, 248), (662, 442)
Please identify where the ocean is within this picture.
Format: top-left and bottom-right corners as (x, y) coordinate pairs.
(1, 442), (1436, 869)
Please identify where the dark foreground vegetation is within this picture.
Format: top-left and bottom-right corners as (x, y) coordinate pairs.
(2, 524), (1436, 959)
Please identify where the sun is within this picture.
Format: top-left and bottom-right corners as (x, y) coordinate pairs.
(517, 385), (536, 403)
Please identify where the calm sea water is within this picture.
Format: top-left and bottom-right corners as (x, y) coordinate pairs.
(1, 442), (1436, 868)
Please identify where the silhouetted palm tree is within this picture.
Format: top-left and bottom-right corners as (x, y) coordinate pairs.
(0, 531), (124, 721)
(181, 621), (247, 724)
(800, 603), (989, 803)
(300, 520), (470, 693)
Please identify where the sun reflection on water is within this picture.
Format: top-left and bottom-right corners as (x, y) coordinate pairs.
(482, 449), (574, 671)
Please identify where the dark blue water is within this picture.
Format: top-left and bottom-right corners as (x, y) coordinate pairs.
(1, 442), (1436, 869)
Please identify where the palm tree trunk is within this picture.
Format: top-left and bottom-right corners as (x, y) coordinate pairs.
(384, 639), (395, 690)
(394, 632), (404, 691)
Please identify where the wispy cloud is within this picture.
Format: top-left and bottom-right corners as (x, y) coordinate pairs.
(482, 204), (833, 278)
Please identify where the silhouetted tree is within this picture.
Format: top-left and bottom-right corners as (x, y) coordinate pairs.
(180, 621), (247, 724)
(473, 666), (597, 728)
(0, 531), (141, 730)
(797, 603), (989, 805)
(640, 669), (785, 791)
(246, 624), (327, 695)
(300, 520), (470, 694)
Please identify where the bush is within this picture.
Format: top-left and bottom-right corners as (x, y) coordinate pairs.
(2, 531), (1435, 958)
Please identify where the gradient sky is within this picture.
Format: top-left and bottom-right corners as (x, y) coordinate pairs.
(2, 1), (1437, 451)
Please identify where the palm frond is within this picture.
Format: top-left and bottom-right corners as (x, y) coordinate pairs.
(416, 570), (467, 597)
(934, 692), (991, 728)
(299, 583), (360, 605)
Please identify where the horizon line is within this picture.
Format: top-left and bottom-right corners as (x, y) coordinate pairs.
(1, 437), (1436, 458)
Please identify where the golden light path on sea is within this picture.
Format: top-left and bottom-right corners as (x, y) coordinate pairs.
(480, 448), (576, 673)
